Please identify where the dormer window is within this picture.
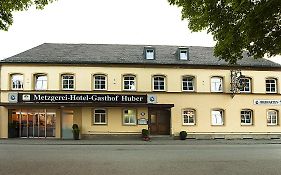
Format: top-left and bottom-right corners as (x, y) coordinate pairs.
(144, 47), (155, 60)
(178, 48), (189, 60)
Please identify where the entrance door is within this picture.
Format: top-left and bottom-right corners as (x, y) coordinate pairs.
(149, 109), (170, 135)
(62, 110), (73, 139)
(9, 109), (56, 138)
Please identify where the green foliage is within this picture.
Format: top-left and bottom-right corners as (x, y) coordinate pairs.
(141, 129), (149, 137)
(0, 0), (56, 31)
(168, 0), (281, 64)
(179, 131), (187, 140)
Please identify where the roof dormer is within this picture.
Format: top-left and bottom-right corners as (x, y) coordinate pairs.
(178, 47), (189, 60)
(144, 46), (155, 60)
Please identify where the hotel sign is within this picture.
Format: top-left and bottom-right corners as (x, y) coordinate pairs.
(254, 100), (281, 105)
(17, 94), (147, 103)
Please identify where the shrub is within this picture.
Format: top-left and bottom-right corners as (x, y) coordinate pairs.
(179, 131), (187, 140)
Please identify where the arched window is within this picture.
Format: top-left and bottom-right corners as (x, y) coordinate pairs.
(241, 109), (253, 125)
(239, 77), (251, 93)
(211, 77), (223, 92)
(211, 109), (224, 125)
(267, 110), (278, 126)
(182, 109), (196, 125)
(61, 74), (75, 90)
(34, 74), (47, 90)
(266, 78), (277, 93)
(93, 74), (107, 90)
(123, 75), (136, 91)
(153, 75), (166, 91)
(93, 109), (107, 125)
(182, 76), (195, 91)
(11, 74), (24, 90)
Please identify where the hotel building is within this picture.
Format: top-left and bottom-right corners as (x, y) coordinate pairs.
(0, 43), (281, 139)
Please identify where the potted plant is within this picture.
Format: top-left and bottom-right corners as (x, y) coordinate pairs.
(141, 129), (150, 141)
(179, 131), (187, 140)
(72, 124), (80, 140)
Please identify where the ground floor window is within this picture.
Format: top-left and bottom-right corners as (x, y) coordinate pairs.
(182, 109), (195, 125)
(267, 110), (278, 126)
(9, 109), (56, 138)
(241, 109), (253, 125)
(123, 109), (137, 125)
(211, 109), (224, 125)
(93, 109), (107, 124)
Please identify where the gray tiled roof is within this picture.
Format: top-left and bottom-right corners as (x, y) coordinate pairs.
(1, 43), (280, 68)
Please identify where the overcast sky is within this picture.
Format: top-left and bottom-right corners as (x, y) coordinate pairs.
(1, 0), (280, 63)
(0, 0), (216, 60)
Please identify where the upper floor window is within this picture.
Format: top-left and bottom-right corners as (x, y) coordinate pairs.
(153, 75), (166, 91)
(267, 110), (278, 126)
(266, 78), (277, 93)
(144, 47), (155, 60)
(123, 109), (137, 125)
(211, 109), (224, 126)
(211, 77), (223, 92)
(179, 48), (189, 60)
(123, 75), (136, 91)
(93, 109), (107, 125)
(61, 74), (74, 90)
(93, 74), (107, 90)
(11, 74), (23, 90)
(239, 77), (251, 93)
(34, 74), (47, 90)
(182, 76), (195, 91)
(182, 109), (196, 125)
(241, 109), (253, 125)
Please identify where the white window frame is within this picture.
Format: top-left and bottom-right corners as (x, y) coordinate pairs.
(93, 74), (107, 90)
(123, 75), (136, 91)
(239, 77), (251, 93)
(182, 76), (195, 92)
(265, 78), (277, 93)
(123, 109), (137, 125)
(93, 109), (107, 125)
(179, 49), (188, 60)
(211, 109), (224, 126)
(34, 74), (47, 90)
(267, 110), (278, 126)
(61, 74), (75, 90)
(241, 109), (253, 125)
(182, 109), (196, 125)
(11, 74), (24, 90)
(211, 77), (223, 92)
(153, 75), (166, 91)
(145, 49), (155, 60)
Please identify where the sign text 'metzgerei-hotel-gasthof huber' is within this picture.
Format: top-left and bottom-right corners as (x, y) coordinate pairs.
(18, 94), (147, 103)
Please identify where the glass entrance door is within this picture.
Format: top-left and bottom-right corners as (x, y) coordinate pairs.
(10, 109), (56, 138)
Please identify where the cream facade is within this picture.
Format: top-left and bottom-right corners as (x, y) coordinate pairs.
(1, 43), (281, 139)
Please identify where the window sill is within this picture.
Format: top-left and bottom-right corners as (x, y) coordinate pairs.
(93, 123), (107, 125)
(267, 124), (278, 126)
(182, 123), (195, 126)
(241, 124), (253, 126)
(123, 123), (137, 126)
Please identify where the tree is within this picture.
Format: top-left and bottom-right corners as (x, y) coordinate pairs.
(168, 0), (281, 64)
(0, 0), (56, 31)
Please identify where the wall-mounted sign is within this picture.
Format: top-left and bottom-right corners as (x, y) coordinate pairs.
(254, 100), (281, 105)
(17, 93), (147, 103)
(8, 93), (18, 103)
(138, 118), (148, 125)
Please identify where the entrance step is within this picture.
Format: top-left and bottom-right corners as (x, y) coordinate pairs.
(149, 135), (173, 140)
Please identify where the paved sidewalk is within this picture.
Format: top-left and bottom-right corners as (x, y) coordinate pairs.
(1, 138), (281, 145)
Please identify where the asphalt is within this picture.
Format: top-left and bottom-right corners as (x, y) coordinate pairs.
(1, 138), (281, 145)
